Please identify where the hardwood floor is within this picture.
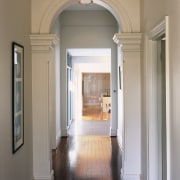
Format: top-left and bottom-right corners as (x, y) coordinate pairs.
(52, 105), (121, 179)
(53, 136), (122, 180)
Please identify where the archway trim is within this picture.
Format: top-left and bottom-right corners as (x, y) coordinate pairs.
(39, 0), (132, 33)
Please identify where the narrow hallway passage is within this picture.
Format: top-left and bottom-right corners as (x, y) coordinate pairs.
(53, 136), (122, 180)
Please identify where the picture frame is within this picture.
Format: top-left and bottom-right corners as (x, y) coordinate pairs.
(12, 42), (24, 154)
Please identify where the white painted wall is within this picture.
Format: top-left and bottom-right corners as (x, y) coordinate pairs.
(141, 0), (166, 179)
(72, 56), (111, 73)
(72, 63), (83, 122)
(51, 18), (61, 147)
(58, 10), (118, 136)
(0, 0), (32, 179)
(122, 49), (142, 178)
(166, 3), (180, 179)
(117, 46), (124, 148)
(142, 0), (180, 179)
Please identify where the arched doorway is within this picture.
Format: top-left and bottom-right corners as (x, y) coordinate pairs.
(54, 5), (119, 138)
(30, 0), (142, 179)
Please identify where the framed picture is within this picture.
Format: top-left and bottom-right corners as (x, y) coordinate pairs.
(12, 42), (24, 153)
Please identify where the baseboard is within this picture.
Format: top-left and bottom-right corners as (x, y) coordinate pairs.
(110, 127), (117, 136)
(56, 131), (61, 147)
(61, 128), (68, 137)
(117, 128), (123, 150)
(121, 172), (142, 180)
(33, 170), (54, 180)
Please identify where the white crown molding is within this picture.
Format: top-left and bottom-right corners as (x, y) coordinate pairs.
(113, 33), (142, 52)
(148, 19), (165, 40)
(30, 34), (59, 53)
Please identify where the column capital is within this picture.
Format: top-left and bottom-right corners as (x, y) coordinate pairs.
(30, 34), (59, 53)
(113, 33), (142, 52)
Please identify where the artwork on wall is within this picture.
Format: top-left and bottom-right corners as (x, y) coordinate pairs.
(12, 42), (24, 153)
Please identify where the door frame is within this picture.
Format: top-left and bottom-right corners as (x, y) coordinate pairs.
(70, 54), (112, 125)
(146, 16), (171, 180)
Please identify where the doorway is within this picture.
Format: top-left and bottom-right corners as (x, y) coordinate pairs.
(147, 16), (170, 180)
(67, 48), (112, 136)
(82, 72), (111, 121)
(30, 1), (142, 179)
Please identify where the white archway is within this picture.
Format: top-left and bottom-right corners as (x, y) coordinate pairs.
(39, 0), (132, 33)
(30, 1), (142, 180)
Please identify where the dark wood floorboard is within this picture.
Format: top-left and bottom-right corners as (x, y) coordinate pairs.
(53, 136), (122, 180)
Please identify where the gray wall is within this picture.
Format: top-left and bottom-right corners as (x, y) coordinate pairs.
(142, 0), (180, 179)
(51, 18), (61, 146)
(59, 10), (118, 134)
(141, 0), (167, 178)
(0, 0), (32, 179)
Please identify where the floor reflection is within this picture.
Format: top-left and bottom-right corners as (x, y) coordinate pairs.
(53, 136), (122, 180)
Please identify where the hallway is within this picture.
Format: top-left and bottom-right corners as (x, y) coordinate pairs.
(53, 136), (122, 180)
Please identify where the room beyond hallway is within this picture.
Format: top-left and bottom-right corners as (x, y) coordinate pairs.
(82, 105), (111, 121)
(53, 136), (122, 180)
(81, 73), (111, 121)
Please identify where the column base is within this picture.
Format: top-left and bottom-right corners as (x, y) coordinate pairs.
(56, 130), (61, 147)
(33, 170), (54, 180)
(117, 128), (123, 149)
(121, 171), (142, 180)
(61, 128), (68, 137)
(110, 127), (117, 136)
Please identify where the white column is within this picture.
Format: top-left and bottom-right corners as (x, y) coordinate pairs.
(113, 33), (142, 180)
(49, 46), (57, 149)
(30, 34), (58, 180)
